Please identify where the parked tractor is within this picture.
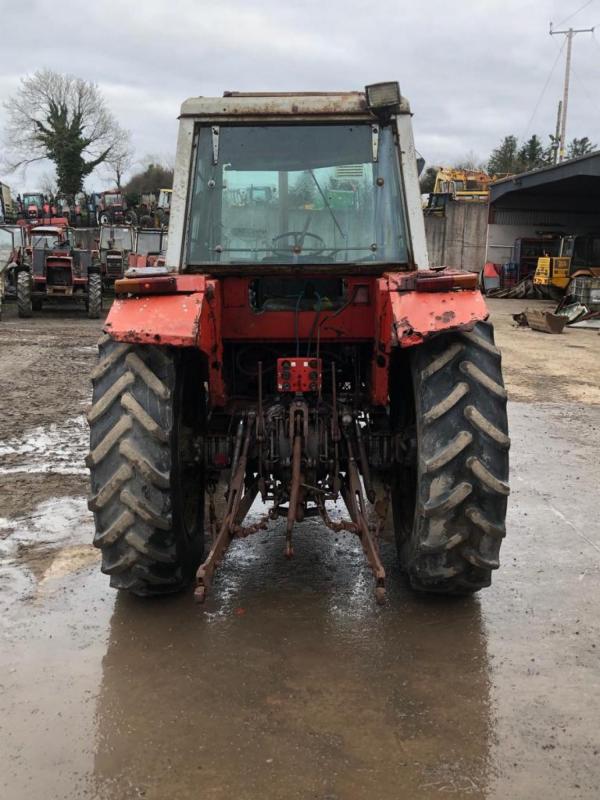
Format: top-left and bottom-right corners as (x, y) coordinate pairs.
(155, 188), (172, 226)
(18, 222), (102, 318)
(0, 182), (16, 224)
(127, 227), (168, 269)
(0, 223), (29, 304)
(88, 83), (510, 604)
(20, 193), (50, 220)
(0, 227), (16, 319)
(96, 191), (137, 226)
(98, 224), (135, 288)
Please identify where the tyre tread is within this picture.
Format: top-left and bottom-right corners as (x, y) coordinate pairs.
(398, 320), (509, 595)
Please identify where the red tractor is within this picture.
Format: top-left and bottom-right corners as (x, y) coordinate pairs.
(98, 224), (135, 289)
(17, 221), (102, 318)
(96, 191), (137, 226)
(87, 84), (509, 603)
(127, 227), (168, 269)
(20, 192), (55, 221)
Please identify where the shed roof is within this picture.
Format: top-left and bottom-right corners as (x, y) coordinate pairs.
(490, 151), (600, 210)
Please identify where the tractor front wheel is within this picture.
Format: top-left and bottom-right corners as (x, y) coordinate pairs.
(87, 338), (206, 595)
(393, 321), (510, 594)
(87, 274), (102, 319)
(17, 271), (33, 318)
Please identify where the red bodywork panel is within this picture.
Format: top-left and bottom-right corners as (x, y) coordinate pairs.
(128, 253), (167, 269)
(105, 270), (488, 407)
(105, 275), (206, 347)
(389, 287), (487, 346)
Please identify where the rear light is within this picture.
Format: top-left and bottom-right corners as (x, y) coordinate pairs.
(416, 270), (478, 292)
(115, 276), (177, 295)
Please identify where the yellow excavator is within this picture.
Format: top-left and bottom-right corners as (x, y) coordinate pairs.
(534, 234), (600, 290)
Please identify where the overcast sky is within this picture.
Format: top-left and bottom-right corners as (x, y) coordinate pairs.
(2, 0), (600, 192)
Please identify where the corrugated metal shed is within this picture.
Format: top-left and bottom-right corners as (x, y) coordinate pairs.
(490, 151), (600, 213)
(486, 152), (600, 266)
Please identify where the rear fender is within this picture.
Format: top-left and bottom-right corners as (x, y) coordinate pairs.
(389, 287), (488, 347)
(104, 275), (209, 347)
(103, 274), (226, 405)
(371, 273), (489, 405)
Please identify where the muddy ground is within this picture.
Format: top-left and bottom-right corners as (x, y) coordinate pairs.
(0, 298), (599, 799)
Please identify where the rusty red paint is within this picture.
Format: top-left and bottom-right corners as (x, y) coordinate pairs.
(389, 285), (487, 346)
(102, 270), (488, 407)
(105, 293), (205, 347)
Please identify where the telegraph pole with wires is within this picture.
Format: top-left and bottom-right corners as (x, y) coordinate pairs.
(549, 22), (595, 161)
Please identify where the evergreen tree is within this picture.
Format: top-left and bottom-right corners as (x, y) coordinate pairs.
(419, 166), (438, 194)
(487, 136), (521, 175)
(518, 135), (546, 171)
(567, 136), (596, 158)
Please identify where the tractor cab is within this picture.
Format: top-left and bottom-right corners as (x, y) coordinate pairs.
(22, 193), (46, 220)
(0, 224), (29, 258)
(30, 225), (75, 252)
(0, 227), (13, 267)
(98, 224), (134, 286)
(0, 227), (15, 316)
(0, 223), (29, 300)
(157, 188), (172, 209)
(184, 115), (410, 270)
(128, 227), (168, 268)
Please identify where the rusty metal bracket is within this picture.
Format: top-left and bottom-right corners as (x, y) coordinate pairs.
(194, 415), (255, 602)
(342, 435), (387, 605)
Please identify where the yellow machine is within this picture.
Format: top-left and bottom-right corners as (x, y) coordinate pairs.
(534, 256), (571, 289)
(534, 234), (600, 289)
(432, 168), (491, 201)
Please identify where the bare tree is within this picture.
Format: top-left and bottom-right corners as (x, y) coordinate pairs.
(2, 69), (130, 196)
(453, 150), (487, 172)
(39, 170), (58, 196)
(103, 125), (134, 189)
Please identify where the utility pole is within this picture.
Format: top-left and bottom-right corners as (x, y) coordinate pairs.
(553, 99), (562, 164)
(549, 22), (594, 161)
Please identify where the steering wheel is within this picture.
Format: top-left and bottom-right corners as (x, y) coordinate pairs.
(272, 231), (326, 257)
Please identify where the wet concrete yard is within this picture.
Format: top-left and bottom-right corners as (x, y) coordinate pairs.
(1, 301), (599, 799)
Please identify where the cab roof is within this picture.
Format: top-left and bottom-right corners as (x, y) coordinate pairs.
(31, 226), (64, 235)
(179, 90), (411, 119)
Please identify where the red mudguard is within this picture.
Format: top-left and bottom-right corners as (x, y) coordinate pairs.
(104, 271), (488, 407)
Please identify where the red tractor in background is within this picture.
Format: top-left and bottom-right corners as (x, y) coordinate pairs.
(98, 224), (134, 289)
(19, 193), (55, 221)
(87, 84), (509, 604)
(127, 227), (168, 269)
(17, 219), (102, 318)
(96, 191), (137, 226)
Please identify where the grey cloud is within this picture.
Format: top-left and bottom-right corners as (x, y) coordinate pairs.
(1, 0), (599, 191)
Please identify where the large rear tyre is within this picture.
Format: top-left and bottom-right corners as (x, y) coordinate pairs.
(87, 336), (206, 596)
(17, 271), (33, 317)
(393, 321), (510, 594)
(87, 273), (102, 319)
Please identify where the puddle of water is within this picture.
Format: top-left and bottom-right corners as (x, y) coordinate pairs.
(0, 496), (95, 613)
(0, 415), (88, 475)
